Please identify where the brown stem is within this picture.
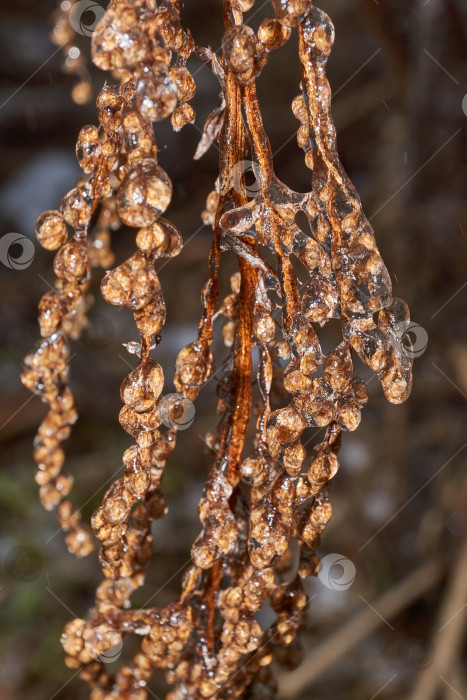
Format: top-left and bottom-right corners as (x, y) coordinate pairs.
(243, 81), (302, 337)
(203, 560), (223, 652)
(226, 256), (255, 485)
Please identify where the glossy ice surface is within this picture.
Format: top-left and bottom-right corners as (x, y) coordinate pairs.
(22, 1), (412, 698)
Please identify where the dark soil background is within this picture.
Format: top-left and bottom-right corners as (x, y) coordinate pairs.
(0, 1), (466, 698)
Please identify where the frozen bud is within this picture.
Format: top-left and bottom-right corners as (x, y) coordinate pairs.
(222, 25), (256, 80)
(307, 450), (339, 491)
(302, 274), (339, 325)
(136, 69), (178, 122)
(154, 7), (184, 51)
(233, 0), (255, 10)
(294, 382), (334, 427)
(39, 475), (73, 510)
(219, 292), (239, 319)
(174, 342), (214, 401)
(66, 526), (94, 557)
(299, 237), (330, 273)
(136, 218), (182, 258)
(222, 586), (243, 610)
(282, 442), (306, 477)
(352, 376), (369, 408)
(103, 495), (131, 525)
(297, 548), (320, 578)
(349, 326), (393, 374)
(305, 150), (314, 169)
(101, 252), (163, 310)
(202, 190), (219, 226)
(283, 369), (312, 395)
(57, 500), (79, 530)
(291, 94), (308, 122)
(249, 508), (289, 569)
(302, 10), (335, 57)
(254, 312), (276, 343)
(258, 16), (291, 50)
(378, 354), (412, 404)
(273, 474), (296, 514)
(271, 0), (313, 27)
(292, 324), (321, 358)
(169, 65), (196, 102)
(267, 405), (307, 451)
(122, 109), (144, 134)
(35, 210), (68, 251)
(117, 159), (172, 227)
(240, 455), (268, 486)
(171, 103), (195, 131)
(192, 514), (238, 569)
(121, 111), (154, 159)
(121, 365), (151, 411)
(199, 680), (218, 699)
(38, 291), (64, 336)
(35, 461), (61, 485)
(295, 476), (312, 502)
(297, 122), (310, 149)
(107, 11), (154, 63)
(276, 340), (291, 359)
(311, 491), (333, 532)
(378, 297), (410, 335)
(61, 619), (86, 656)
(136, 221), (168, 255)
(335, 393), (361, 431)
(76, 125), (101, 173)
(54, 240), (88, 282)
(340, 243), (392, 318)
(96, 85), (122, 131)
(134, 295), (167, 340)
(234, 619), (262, 652)
(323, 342), (353, 392)
(60, 184), (93, 229)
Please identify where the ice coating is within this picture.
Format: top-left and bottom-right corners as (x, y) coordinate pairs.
(22, 1), (413, 698)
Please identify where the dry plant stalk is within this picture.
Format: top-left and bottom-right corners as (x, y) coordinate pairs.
(21, 1), (413, 697)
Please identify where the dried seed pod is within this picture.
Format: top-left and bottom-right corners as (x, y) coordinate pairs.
(135, 219), (182, 258)
(35, 210), (68, 250)
(96, 85), (123, 131)
(117, 159), (172, 227)
(222, 25), (257, 84)
(169, 65), (196, 103)
(271, 0), (313, 27)
(61, 184), (93, 229)
(54, 240), (88, 282)
(101, 253), (164, 312)
(76, 125), (101, 173)
(258, 16), (291, 50)
(135, 68), (178, 122)
(171, 103), (195, 131)
(91, 4), (152, 70)
(233, 0), (256, 10)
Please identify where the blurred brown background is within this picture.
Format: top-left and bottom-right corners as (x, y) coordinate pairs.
(0, 0), (466, 698)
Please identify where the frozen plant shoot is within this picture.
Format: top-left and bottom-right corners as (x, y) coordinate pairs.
(22, 1), (413, 698)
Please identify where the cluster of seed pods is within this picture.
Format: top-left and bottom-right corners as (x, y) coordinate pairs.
(22, 1), (413, 698)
